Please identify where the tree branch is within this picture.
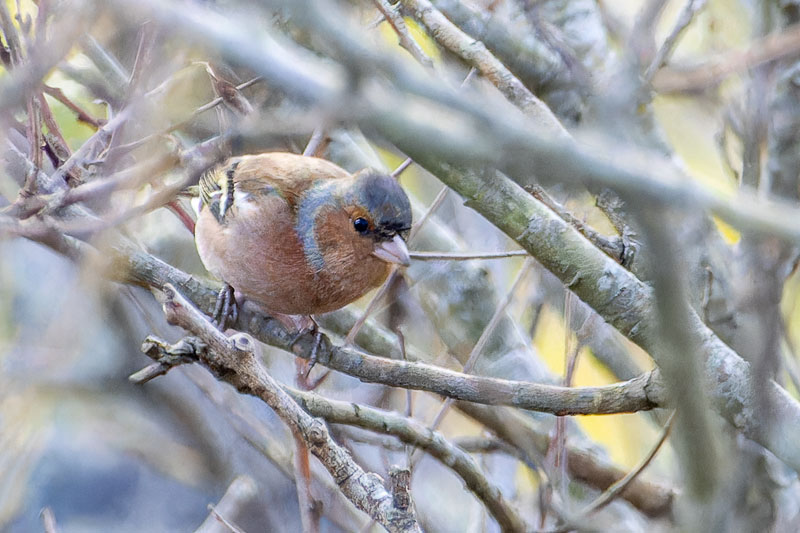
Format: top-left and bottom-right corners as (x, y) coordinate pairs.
(288, 387), (529, 532)
(98, 240), (659, 416)
(145, 284), (421, 533)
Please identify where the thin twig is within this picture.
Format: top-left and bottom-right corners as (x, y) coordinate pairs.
(372, 0), (433, 68)
(293, 431), (321, 533)
(643, 0), (708, 82)
(344, 267), (399, 346)
(127, 21), (156, 95)
(303, 125), (328, 157)
(109, 76), (262, 157)
(527, 185), (624, 262)
(578, 411), (675, 515)
(409, 250), (528, 260)
(195, 476), (257, 533)
(399, 0), (567, 137)
(23, 95), (42, 195)
(411, 259), (534, 466)
(42, 85), (104, 128)
(391, 157), (414, 178)
(37, 92), (72, 161)
(408, 185), (448, 240)
(205, 505), (248, 533)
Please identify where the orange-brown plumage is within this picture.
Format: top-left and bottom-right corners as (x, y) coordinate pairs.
(194, 152), (411, 318)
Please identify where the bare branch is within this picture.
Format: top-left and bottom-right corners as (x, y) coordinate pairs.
(654, 22), (800, 93)
(399, 0), (567, 136)
(643, 0), (708, 82)
(120, 249), (658, 416)
(145, 285), (421, 532)
(372, 0), (433, 68)
(457, 402), (675, 518)
(289, 388), (530, 531)
(40, 507), (59, 533)
(579, 411), (675, 516)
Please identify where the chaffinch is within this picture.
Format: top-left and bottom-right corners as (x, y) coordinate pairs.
(194, 152), (412, 335)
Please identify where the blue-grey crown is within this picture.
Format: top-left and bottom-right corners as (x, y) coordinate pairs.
(353, 170), (412, 240)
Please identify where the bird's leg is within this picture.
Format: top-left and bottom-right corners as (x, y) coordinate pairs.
(307, 322), (323, 378)
(212, 283), (238, 329)
(286, 315), (324, 377)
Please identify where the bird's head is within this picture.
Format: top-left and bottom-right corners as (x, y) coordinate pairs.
(299, 169), (412, 273)
(343, 169), (412, 266)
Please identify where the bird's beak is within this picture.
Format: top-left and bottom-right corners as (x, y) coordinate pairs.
(372, 235), (411, 267)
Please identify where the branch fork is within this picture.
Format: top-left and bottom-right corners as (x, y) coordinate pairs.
(134, 284), (421, 533)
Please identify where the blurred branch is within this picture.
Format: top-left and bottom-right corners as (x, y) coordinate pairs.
(81, 33), (129, 98)
(371, 0), (433, 68)
(643, 0), (707, 82)
(632, 207), (720, 511)
(578, 411), (674, 517)
(654, 22), (800, 93)
(40, 507), (59, 533)
(0, 1), (24, 66)
(426, 0), (586, 121)
(457, 402), (675, 518)
(0, 1), (95, 115)
(143, 285), (421, 533)
(195, 476), (258, 533)
(400, 0), (567, 136)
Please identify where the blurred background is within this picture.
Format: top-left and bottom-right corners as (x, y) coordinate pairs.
(2, 0), (800, 531)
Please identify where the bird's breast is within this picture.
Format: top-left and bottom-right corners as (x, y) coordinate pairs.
(195, 196), (389, 316)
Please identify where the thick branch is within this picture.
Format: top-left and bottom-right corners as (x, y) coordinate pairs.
(394, 162), (800, 472)
(110, 241), (657, 415)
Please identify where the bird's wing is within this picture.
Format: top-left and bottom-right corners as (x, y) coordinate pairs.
(198, 152), (351, 224)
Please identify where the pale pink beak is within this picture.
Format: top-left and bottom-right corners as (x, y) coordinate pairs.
(372, 234), (411, 266)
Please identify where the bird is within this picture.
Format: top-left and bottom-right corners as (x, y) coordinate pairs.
(193, 151), (412, 358)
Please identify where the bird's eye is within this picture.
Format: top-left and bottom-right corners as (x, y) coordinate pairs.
(353, 217), (369, 234)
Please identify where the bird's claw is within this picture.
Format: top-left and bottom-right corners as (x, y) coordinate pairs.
(212, 284), (238, 330)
